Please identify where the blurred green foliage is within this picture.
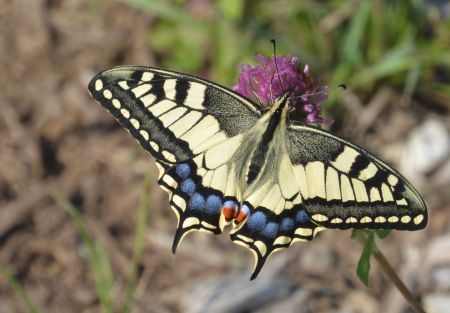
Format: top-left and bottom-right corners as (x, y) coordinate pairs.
(354, 230), (375, 287)
(4, 186), (150, 313)
(352, 229), (390, 286)
(121, 0), (449, 115)
(0, 264), (47, 313)
(50, 170), (152, 313)
(53, 191), (115, 313)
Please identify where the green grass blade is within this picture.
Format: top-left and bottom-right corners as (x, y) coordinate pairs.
(119, 0), (204, 28)
(425, 83), (450, 102)
(403, 60), (421, 98)
(0, 264), (47, 313)
(217, 0), (244, 21)
(120, 171), (153, 313)
(211, 19), (239, 83)
(350, 45), (416, 87)
(51, 192), (114, 313)
(340, 0), (372, 65)
(95, 242), (115, 311)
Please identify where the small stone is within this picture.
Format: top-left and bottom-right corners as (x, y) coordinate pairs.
(423, 293), (450, 313)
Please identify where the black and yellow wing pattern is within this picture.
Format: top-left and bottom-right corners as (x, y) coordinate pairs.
(88, 66), (427, 279)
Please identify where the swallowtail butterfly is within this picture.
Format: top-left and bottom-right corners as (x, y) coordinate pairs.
(88, 66), (427, 279)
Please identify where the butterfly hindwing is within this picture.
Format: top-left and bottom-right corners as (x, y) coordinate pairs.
(286, 123), (427, 230)
(155, 160), (227, 251)
(230, 201), (323, 279)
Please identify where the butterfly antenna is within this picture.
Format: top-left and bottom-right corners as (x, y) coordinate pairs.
(269, 72), (276, 104)
(270, 39), (285, 93)
(292, 84), (347, 101)
(249, 78), (264, 106)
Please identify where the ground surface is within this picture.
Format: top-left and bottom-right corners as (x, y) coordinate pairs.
(1, 1), (449, 313)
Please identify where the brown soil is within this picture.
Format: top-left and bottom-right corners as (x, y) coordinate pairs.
(0, 1), (448, 313)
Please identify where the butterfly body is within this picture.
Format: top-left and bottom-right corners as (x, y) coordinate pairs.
(89, 66), (427, 279)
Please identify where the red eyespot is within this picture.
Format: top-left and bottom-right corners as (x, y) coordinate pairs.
(222, 200), (238, 222)
(223, 206), (237, 222)
(235, 204), (250, 224)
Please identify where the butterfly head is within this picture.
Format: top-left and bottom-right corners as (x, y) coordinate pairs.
(270, 93), (291, 114)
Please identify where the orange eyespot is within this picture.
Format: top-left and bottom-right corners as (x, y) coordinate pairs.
(223, 206), (237, 221)
(222, 200), (238, 222)
(235, 204), (250, 224)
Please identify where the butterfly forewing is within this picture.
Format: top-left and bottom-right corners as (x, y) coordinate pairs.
(88, 66), (261, 164)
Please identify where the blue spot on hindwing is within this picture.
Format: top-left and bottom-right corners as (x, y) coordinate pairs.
(261, 222), (279, 238)
(205, 195), (222, 215)
(247, 211), (266, 232)
(223, 200), (237, 209)
(181, 178), (196, 196)
(176, 163), (191, 179)
(296, 210), (309, 223)
(240, 204), (250, 216)
(190, 193), (205, 211)
(280, 218), (295, 232)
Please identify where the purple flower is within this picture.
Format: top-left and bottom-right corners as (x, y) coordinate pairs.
(232, 54), (332, 125)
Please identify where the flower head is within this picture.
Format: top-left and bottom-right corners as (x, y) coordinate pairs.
(232, 54), (332, 125)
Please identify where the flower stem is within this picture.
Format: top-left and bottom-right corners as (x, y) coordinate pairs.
(353, 231), (426, 313)
(371, 246), (426, 313)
